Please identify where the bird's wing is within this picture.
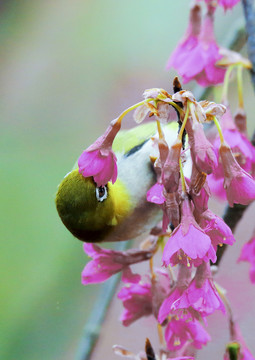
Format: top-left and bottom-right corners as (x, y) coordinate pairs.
(113, 121), (178, 155)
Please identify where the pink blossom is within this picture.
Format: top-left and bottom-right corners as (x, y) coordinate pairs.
(78, 119), (120, 186)
(238, 232), (255, 283)
(118, 283), (153, 326)
(147, 182), (165, 204)
(166, 4), (201, 75)
(118, 269), (171, 326)
(207, 175), (226, 201)
(164, 316), (211, 351)
(180, 13), (225, 87)
(209, 108), (255, 200)
(172, 262), (225, 317)
(162, 191), (180, 231)
(203, 0), (240, 11)
(162, 138), (182, 193)
(213, 116), (255, 174)
(219, 142), (255, 207)
(162, 197), (216, 267)
(189, 166), (211, 214)
(151, 269), (173, 318)
(82, 244), (155, 285)
(189, 121), (218, 174)
(158, 265), (192, 324)
(199, 209), (235, 250)
(218, 0), (241, 11)
(191, 184), (210, 214)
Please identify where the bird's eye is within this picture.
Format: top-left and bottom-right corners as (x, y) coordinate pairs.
(95, 185), (108, 202)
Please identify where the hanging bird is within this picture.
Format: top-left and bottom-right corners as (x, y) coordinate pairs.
(55, 122), (178, 243)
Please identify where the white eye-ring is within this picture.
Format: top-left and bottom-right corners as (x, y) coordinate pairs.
(95, 185), (108, 202)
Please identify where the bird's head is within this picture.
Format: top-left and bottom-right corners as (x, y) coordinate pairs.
(55, 169), (131, 242)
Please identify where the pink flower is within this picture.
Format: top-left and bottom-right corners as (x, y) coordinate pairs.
(158, 265), (192, 324)
(189, 166), (211, 214)
(118, 269), (171, 326)
(151, 269), (173, 318)
(147, 182), (165, 204)
(219, 142), (255, 207)
(207, 175), (226, 201)
(166, 4), (201, 75)
(82, 243), (154, 285)
(164, 316), (211, 351)
(218, 0), (240, 11)
(238, 231), (255, 283)
(162, 139), (182, 193)
(172, 262), (225, 317)
(162, 197), (216, 267)
(118, 282), (153, 326)
(208, 108), (255, 200)
(199, 209), (235, 250)
(162, 191), (180, 231)
(180, 13), (225, 87)
(189, 121), (218, 174)
(213, 110), (255, 173)
(78, 119), (120, 186)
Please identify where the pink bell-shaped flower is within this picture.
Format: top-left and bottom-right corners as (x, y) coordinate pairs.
(82, 243), (155, 285)
(164, 315), (211, 351)
(219, 142), (255, 207)
(172, 262), (225, 317)
(189, 121), (218, 174)
(179, 11), (225, 87)
(199, 209), (235, 250)
(78, 118), (120, 186)
(166, 4), (202, 77)
(118, 269), (171, 326)
(162, 197), (216, 267)
(218, 0), (241, 11)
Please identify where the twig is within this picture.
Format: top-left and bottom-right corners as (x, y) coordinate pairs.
(75, 241), (131, 360)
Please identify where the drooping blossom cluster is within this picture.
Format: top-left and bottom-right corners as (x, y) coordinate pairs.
(167, 3), (226, 87)
(79, 79), (255, 358)
(74, 1), (255, 359)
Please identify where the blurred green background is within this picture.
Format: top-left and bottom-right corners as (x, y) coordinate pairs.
(0, 1), (248, 359)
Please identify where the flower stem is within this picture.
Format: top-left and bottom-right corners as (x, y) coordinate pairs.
(178, 101), (190, 141)
(157, 324), (165, 346)
(168, 101), (184, 115)
(156, 120), (164, 140)
(149, 257), (156, 280)
(215, 282), (234, 322)
(213, 116), (225, 144)
(179, 157), (186, 193)
(237, 64), (244, 109)
(117, 98), (184, 125)
(117, 98), (154, 124)
(221, 65), (234, 104)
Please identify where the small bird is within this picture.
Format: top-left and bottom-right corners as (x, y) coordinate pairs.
(55, 122), (178, 243)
